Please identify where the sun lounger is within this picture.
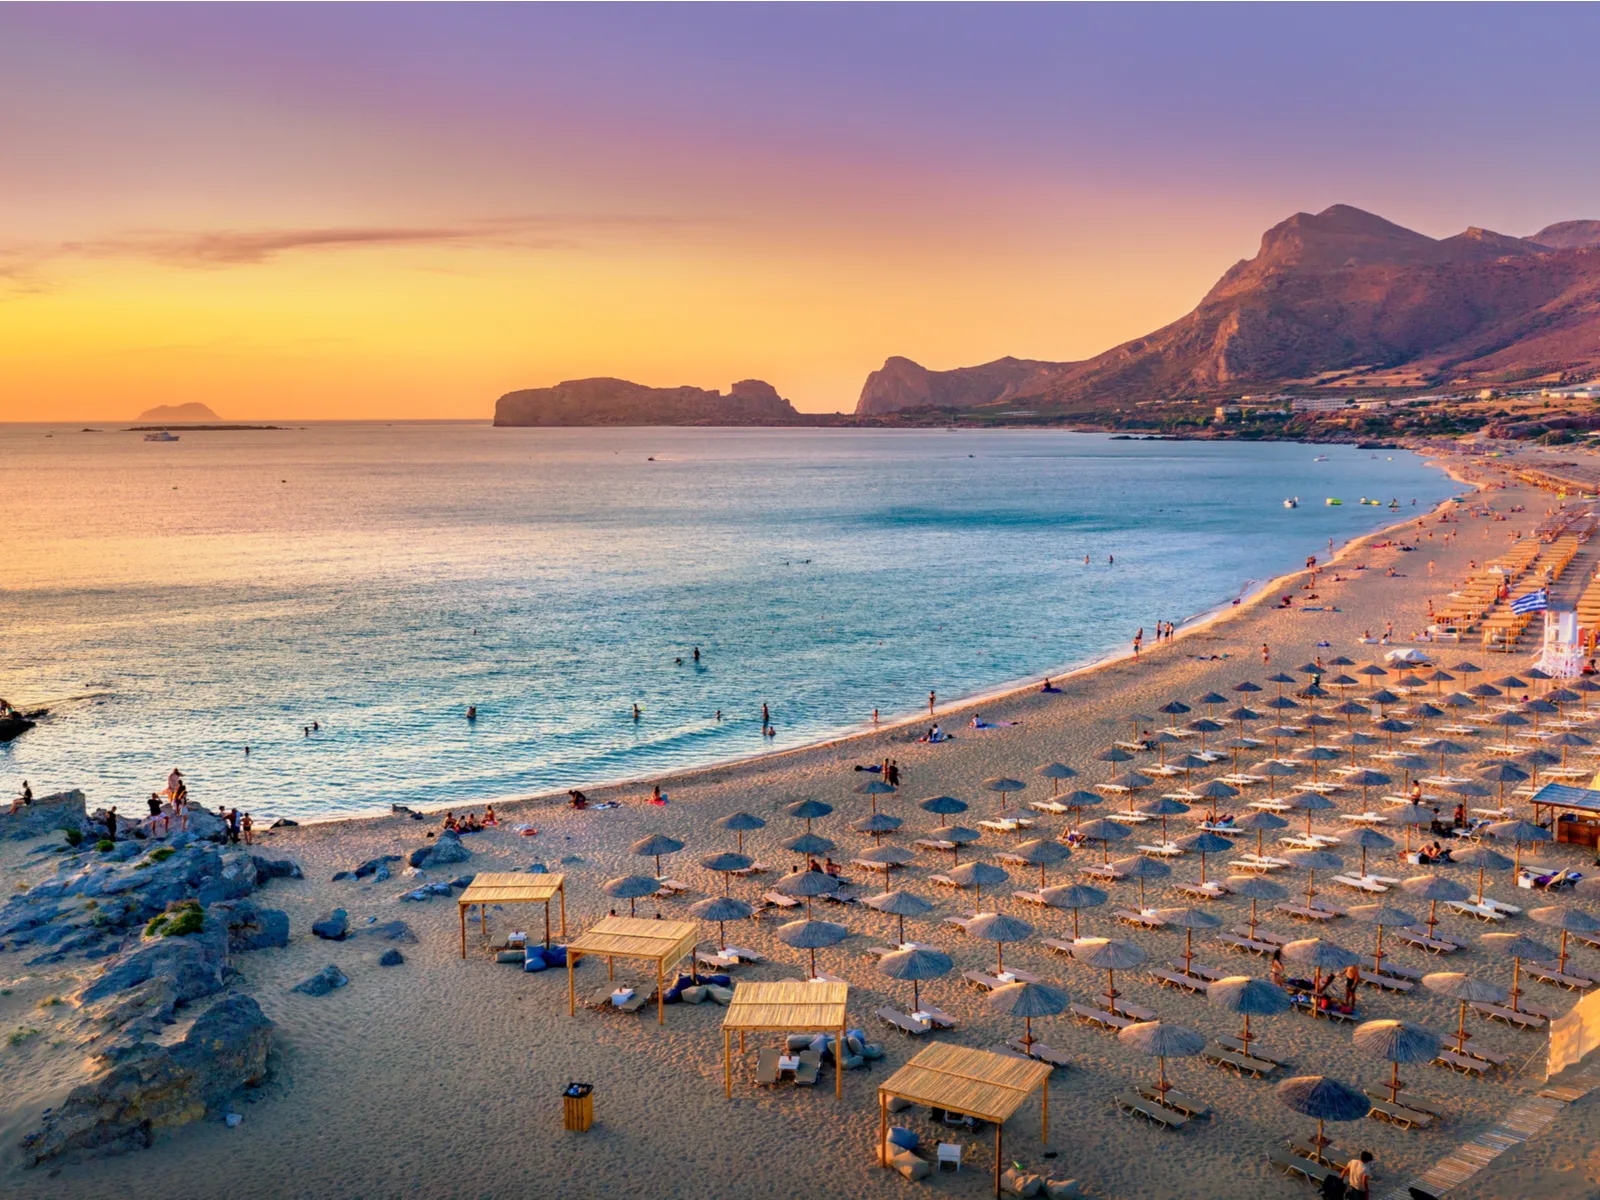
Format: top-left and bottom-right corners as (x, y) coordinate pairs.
(1082, 862), (1122, 880)
(1199, 823), (1242, 836)
(1290, 996), (1358, 1022)
(929, 874), (961, 889)
(1465, 1043), (1510, 1065)
(1236, 925), (1290, 945)
(1012, 890), (1051, 907)
(697, 951), (741, 969)
(1136, 843), (1184, 857)
(850, 858), (901, 873)
(655, 878), (688, 895)
(720, 944), (763, 962)
(1151, 967), (1210, 994)
(918, 1005), (958, 1029)
(914, 839), (957, 853)
(1172, 960), (1227, 981)
(1470, 1002), (1545, 1030)
(1217, 1035), (1287, 1066)
(1007, 1038), (1072, 1068)
(877, 1006), (934, 1036)
(1448, 900), (1509, 922)
(1434, 1049), (1491, 1075)
(1366, 1088), (1445, 1117)
(1116, 908), (1166, 929)
(1397, 927), (1460, 954)
(1028, 800), (1071, 815)
(1268, 1147), (1337, 1185)
(1097, 993), (1158, 1021)
(761, 891), (802, 908)
(586, 981), (633, 1009)
(1525, 962), (1594, 990)
(1276, 903), (1342, 922)
(1174, 880), (1228, 900)
(756, 1048), (782, 1085)
(1116, 1090), (1189, 1129)
(793, 1049), (822, 1086)
(1359, 969), (1415, 993)
(1218, 931), (1277, 956)
(1137, 1084), (1210, 1118)
(1367, 1098), (1434, 1130)
(1071, 1003), (1133, 1031)
(1359, 954), (1422, 980)
(1203, 1044), (1276, 1077)
(1332, 875), (1389, 894)
(728, 860), (771, 876)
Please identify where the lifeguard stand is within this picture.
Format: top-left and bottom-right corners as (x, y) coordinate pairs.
(1536, 607), (1584, 679)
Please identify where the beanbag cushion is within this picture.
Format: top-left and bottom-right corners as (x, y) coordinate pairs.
(892, 1150), (931, 1181)
(887, 1126), (918, 1151)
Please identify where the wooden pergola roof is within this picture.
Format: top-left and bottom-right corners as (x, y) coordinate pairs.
(565, 916), (699, 1025)
(722, 981), (849, 1098)
(457, 872), (566, 956)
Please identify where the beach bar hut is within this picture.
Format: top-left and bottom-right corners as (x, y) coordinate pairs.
(565, 915), (698, 1025)
(721, 980), (849, 1098)
(877, 1043), (1052, 1198)
(457, 871), (567, 956)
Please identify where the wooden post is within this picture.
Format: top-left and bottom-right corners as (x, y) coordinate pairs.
(724, 1027), (732, 1098)
(608, 956), (614, 982)
(837, 1020), (844, 1098)
(544, 901), (551, 950)
(1042, 1076), (1049, 1142)
(459, 903), (467, 959)
(994, 1123), (1002, 1198)
(567, 952), (576, 1016)
(559, 882), (567, 938)
(480, 902), (487, 937)
(879, 1091), (888, 1167)
(657, 958), (665, 1025)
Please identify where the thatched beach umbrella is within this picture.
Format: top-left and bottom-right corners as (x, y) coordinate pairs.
(1234, 680), (1264, 695)
(1348, 903), (1417, 979)
(632, 833), (685, 878)
(1076, 816), (1132, 863)
(1389, 803), (1433, 854)
(1530, 905), (1600, 976)
(1385, 752), (1430, 790)
(1482, 932), (1557, 1014)
(1452, 844), (1512, 906)
(1287, 790), (1337, 838)
(878, 946), (953, 1012)
(772, 866), (839, 917)
(1154, 905), (1222, 974)
(1208, 975), (1289, 1058)
(930, 824), (982, 864)
(1342, 768), (1392, 809)
(983, 777), (1026, 814)
(1062, 790), (1104, 829)
(689, 894), (753, 952)
(1423, 971), (1507, 1055)
(863, 888), (934, 944)
(1399, 874), (1469, 939)
(920, 794), (968, 817)
(1332, 701), (1371, 733)
(1191, 778), (1240, 821)
(1119, 1020), (1204, 1103)
(1188, 718), (1226, 755)
(852, 811), (903, 843)
(1158, 699), (1193, 728)
(781, 832), (836, 866)
(1136, 796), (1191, 842)
(1254, 758), (1298, 801)
(998, 838), (1072, 887)
(1487, 819), (1551, 873)
(1372, 717), (1413, 750)
(774, 918), (848, 980)
(1227, 875), (1288, 937)
(1546, 731), (1592, 767)
(716, 811), (766, 853)
(1097, 746), (1135, 765)
(1173, 831), (1232, 886)
(1071, 936), (1148, 1005)
(785, 798), (833, 833)
(989, 980), (1069, 1050)
(966, 911), (1035, 974)
(603, 874), (661, 917)
(1234, 809), (1288, 859)
(1343, 827), (1395, 878)
(854, 779), (897, 812)
(1109, 853), (1171, 910)
(1353, 1019), (1441, 1104)
(1197, 691), (1230, 715)
(1040, 883), (1108, 940)
(1038, 762), (1078, 796)
(1276, 1075), (1371, 1153)
(1485, 709), (1530, 752)
(1282, 848), (1343, 908)
(1477, 761), (1529, 806)
(1102, 771), (1155, 801)
(949, 860), (1010, 909)
(700, 851), (753, 894)
(858, 844), (915, 871)
(1283, 937), (1361, 1002)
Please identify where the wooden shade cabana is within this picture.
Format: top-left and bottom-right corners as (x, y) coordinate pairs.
(722, 980), (849, 1098)
(565, 915), (698, 1025)
(877, 1043), (1051, 1198)
(457, 872), (567, 957)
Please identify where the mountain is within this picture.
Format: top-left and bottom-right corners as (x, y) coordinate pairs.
(494, 378), (801, 426)
(856, 204), (1600, 414)
(137, 402), (222, 422)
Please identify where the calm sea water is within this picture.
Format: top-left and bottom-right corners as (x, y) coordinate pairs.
(0, 423), (1455, 820)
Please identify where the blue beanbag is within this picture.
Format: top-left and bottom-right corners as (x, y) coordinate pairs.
(540, 944), (568, 967)
(888, 1127), (918, 1151)
(523, 951), (547, 972)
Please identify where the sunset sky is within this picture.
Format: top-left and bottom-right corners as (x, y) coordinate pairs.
(5, 4), (1600, 420)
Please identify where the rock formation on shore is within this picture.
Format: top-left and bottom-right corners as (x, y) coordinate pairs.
(856, 204), (1600, 414)
(493, 377), (800, 426)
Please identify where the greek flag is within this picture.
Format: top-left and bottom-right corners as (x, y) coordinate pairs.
(1511, 588), (1549, 615)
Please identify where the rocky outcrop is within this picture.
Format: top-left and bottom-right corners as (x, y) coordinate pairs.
(292, 964), (348, 996)
(20, 995), (272, 1166)
(409, 831), (471, 869)
(494, 377), (801, 426)
(77, 918), (228, 1008)
(1, 789), (86, 841)
(311, 909), (348, 940)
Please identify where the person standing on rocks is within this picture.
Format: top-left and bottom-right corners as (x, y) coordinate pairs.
(104, 806), (118, 843)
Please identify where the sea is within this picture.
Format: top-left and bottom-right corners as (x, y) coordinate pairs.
(0, 423), (1458, 821)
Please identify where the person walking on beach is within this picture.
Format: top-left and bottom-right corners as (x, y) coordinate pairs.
(241, 812), (253, 845)
(1133, 628), (1142, 659)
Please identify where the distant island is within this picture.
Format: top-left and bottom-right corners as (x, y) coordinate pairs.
(494, 377), (807, 426)
(138, 402), (223, 422)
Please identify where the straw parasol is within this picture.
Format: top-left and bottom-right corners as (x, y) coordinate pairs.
(1097, 746), (1135, 765)
(1282, 937), (1360, 996)
(1191, 778), (1240, 820)
(988, 980), (1069, 1050)
(1234, 809), (1289, 859)
(772, 867), (840, 916)
(1118, 1020), (1204, 1103)
(689, 894), (753, 952)
(1227, 874), (1288, 936)
(1487, 819), (1552, 873)
(1485, 709), (1530, 752)
(1188, 717), (1226, 754)
(1102, 770), (1155, 796)
(863, 889), (935, 944)
(1347, 903), (1417, 978)
(1061, 790), (1104, 828)
(1108, 853), (1172, 910)
(602, 874), (661, 917)
(1173, 831), (1232, 885)
(632, 833), (685, 878)
(920, 794), (969, 816)
(1071, 936), (1148, 1005)
(1477, 761), (1529, 805)
(1399, 874), (1469, 939)
(930, 824), (982, 864)
(1332, 701), (1372, 733)
(984, 776), (1026, 813)
(1076, 816), (1133, 862)
(1038, 763), (1077, 796)
(949, 860), (1010, 909)
(1039, 883), (1108, 940)
(1136, 796), (1190, 841)
(1387, 802), (1433, 854)
(785, 798), (833, 832)
(965, 911), (1035, 974)
(1276, 1075), (1372, 1152)
(781, 832), (837, 864)
(1530, 905), (1600, 975)
(1352, 1019), (1441, 1104)
(1208, 975), (1289, 1058)
(1281, 848), (1343, 908)
(854, 779), (897, 812)
(773, 918), (848, 979)
(1154, 906), (1222, 974)
(853, 811), (903, 842)
(1234, 680), (1264, 694)
(1481, 932), (1557, 1014)
(998, 838), (1072, 887)
(878, 946), (953, 1012)
(858, 844), (915, 869)
(1287, 790), (1337, 838)
(1451, 844), (1512, 906)
(1255, 758), (1299, 801)
(700, 851), (754, 894)
(1158, 699), (1193, 727)
(1423, 971), (1507, 1054)
(1343, 827), (1395, 878)
(1342, 768), (1392, 809)
(716, 811), (766, 853)
(1546, 731), (1592, 767)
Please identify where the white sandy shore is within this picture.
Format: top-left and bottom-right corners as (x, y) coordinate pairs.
(2, 445), (1595, 1200)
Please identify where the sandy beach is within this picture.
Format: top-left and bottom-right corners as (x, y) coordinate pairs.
(6, 444), (1600, 1200)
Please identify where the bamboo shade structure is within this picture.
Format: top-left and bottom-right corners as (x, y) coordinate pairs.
(721, 980), (849, 1098)
(877, 1043), (1051, 1197)
(457, 872), (566, 957)
(565, 916), (699, 1025)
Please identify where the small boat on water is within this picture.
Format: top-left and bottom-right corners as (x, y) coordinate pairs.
(1313, 454), (1329, 462)
(1326, 498), (1342, 506)
(1283, 497), (1298, 508)
(143, 431), (180, 442)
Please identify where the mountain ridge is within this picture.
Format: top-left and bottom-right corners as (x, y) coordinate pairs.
(494, 377), (801, 426)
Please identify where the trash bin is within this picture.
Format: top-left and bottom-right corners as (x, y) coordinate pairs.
(563, 1082), (593, 1132)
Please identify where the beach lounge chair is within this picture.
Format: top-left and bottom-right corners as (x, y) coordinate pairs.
(1217, 931), (1276, 956)
(1448, 900), (1509, 922)
(1151, 967), (1210, 994)
(1136, 1084), (1210, 1118)
(1359, 954), (1422, 980)
(1012, 890), (1051, 907)
(1071, 1003), (1133, 1031)
(850, 858), (899, 873)
(1332, 875), (1389, 894)
(1290, 1139), (1352, 1169)
(1097, 994), (1158, 1021)
(1174, 880), (1227, 900)
(1115, 1090), (1188, 1130)
(655, 878), (688, 896)
(1433, 1049), (1491, 1075)
(756, 1048), (782, 1086)
(585, 982), (631, 1010)
(1525, 962), (1594, 990)
(1028, 800), (1070, 815)
(1241, 926), (1292, 946)
(1290, 996), (1357, 1023)
(1082, 862), (1122, 880)
(1365, 1088), (1444, 1118)
(1396, 927), (1460, 954)
(1471, 1002), (1546, 1030)
(728, 860), (771, 876)
(1275, 902), (1342, 922)
(914, 839), (957, 854)
(793, 1049), (822, 1086)
(1217, 1035), (1287, 1066)
(1268, 1147), (1337, 1186)
(1464, 1043), (1509, 1065)
(1173, 961), (1227, 982)
(697, 951), (742, 970)
(1116, 908), (1166, 929)
(963, 970), (1002, 992)
(761, 891), (802, 909)
(944, 915), (974, 931)
(1367, 1098), (1434, 1130)
(1203, 1044), (1276, 1077)
(615, 984), (657, 1014)
(1008, 1038), (1072, 1069)
(877, 1006), (934, 1036)
(1358, 969), (1415, 993)
(929, 874), (961, 889)
(1041, 936), (1081, 958)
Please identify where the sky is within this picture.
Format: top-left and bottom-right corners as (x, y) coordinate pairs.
(4, 3), (1600, 421)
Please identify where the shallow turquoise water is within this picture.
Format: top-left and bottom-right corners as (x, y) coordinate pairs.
(0, 424), (1455, 819)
